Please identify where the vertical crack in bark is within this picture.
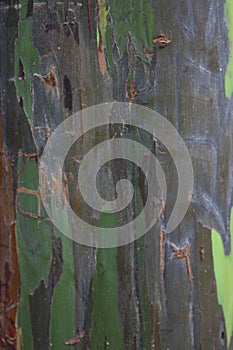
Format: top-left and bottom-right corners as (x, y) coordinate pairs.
(26, 0), (33, 18)
(63, 75), (72, 111)
(18, 58), (26, 81)
(87, 0), (92, 37)
(160, 228), (167, 297)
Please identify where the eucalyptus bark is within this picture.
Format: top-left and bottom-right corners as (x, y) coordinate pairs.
(0, 1), (233, 350)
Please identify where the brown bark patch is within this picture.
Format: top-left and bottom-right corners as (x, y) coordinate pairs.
(0, 119), (19, 348)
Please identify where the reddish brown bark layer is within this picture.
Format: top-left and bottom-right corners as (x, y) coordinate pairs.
(0, 120), (19, 349)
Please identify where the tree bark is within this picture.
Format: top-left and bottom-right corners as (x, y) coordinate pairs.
(0, 0), (232, 349)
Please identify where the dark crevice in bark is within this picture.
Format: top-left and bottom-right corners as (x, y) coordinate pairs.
(18, 96), (24, 108)
(63, 75), (72, 111)
(18, 58), (25, 80)
(70, 21), (80, 44)
(26, 0), (33, 18)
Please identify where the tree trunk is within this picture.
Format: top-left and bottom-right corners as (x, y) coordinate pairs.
(0, 0), (233, 349)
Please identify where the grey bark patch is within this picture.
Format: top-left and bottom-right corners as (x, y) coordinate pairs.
(29, 235), (62, 350)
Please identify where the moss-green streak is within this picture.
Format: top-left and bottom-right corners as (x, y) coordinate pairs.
(211, 208), (233, 348)
(109, 0), (154, 56)
(224, 0), (233, 97)
(14, 0), (39, 120)
(105, 28), (114, 75)
(91, 207), (124, 350)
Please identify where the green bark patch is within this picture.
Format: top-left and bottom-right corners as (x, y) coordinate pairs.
(17, 155), (75, 349)
(14, 0), (39, 120)
(91, 208), (124, 350)
(97, 0), (155, 76)
(16, 156), (52, 348)
(109, 0), (154, 56)
(211, 208), (233, 348)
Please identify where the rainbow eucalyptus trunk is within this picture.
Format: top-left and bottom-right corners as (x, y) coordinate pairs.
(0, 0), (233, 349)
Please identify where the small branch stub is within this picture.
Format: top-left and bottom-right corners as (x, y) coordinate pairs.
(172, 243), (193, 289)
(64, 331), (85, 345)
(153, 34), (171, 48)
(33, 67), (59, 98)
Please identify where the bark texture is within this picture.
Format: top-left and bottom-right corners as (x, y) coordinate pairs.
(0, 0), (233, 349)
